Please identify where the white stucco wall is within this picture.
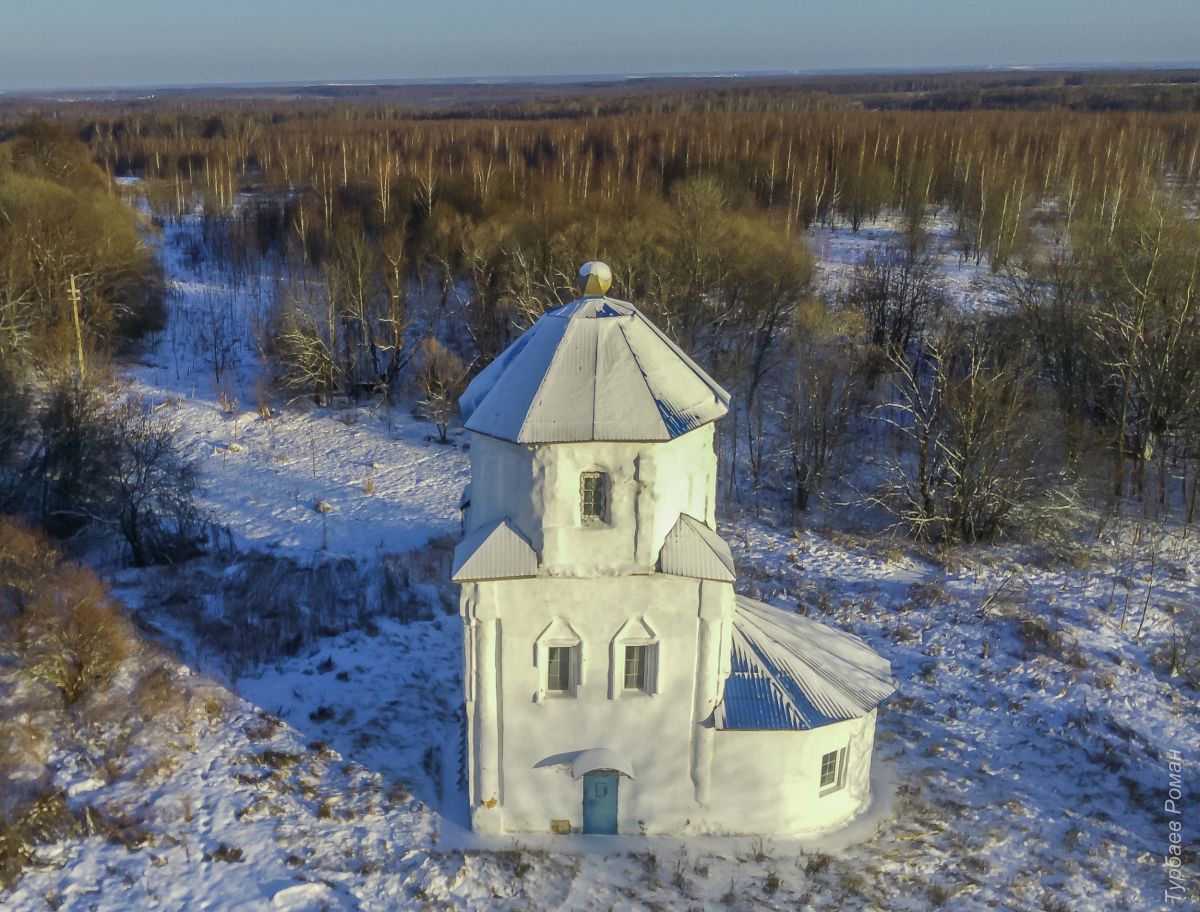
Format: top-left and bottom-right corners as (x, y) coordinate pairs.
(466, 426), (717, 576)
(462, 574), (735, 835)
(705, 711), (878, 834)
(462, 570), (879, 837)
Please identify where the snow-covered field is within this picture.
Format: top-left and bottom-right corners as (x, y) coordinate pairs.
(3, 204), (1196, 911)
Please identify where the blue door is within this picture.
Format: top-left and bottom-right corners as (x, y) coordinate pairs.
(582, 771), (619, 834)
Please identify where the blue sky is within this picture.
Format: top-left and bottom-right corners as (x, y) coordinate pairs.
(1, 0), (1197, 92)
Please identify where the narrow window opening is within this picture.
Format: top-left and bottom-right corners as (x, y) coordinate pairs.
(624, 645), (646, 690)
(547, 646), (573, 693)
(580, 472), (608, 524)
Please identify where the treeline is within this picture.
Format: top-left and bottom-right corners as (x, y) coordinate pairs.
(71, 94), (1200, 535)
(0, 119), (161, 366)
(0, 122), (198, 565)
(9, 86), (1200, 542)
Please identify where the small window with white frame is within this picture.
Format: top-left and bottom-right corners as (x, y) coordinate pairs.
(819, 747), (847, 794)
(623, 643), (657, 693)
(534, 617), (583, 700)
(546, 645), (578, 694)
(580, 471), (609, 524)
(610, 616), (659, 698)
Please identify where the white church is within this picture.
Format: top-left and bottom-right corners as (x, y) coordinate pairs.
(453, 261), (896, 836)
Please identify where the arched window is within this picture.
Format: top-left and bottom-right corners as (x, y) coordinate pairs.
(580, 471), (609, 524)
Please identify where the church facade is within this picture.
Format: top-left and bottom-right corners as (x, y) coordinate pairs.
(453, 262), (895, 836)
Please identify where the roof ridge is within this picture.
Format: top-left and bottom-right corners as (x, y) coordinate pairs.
(520, 314), (585, 443)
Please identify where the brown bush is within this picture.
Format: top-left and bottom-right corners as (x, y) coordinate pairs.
(0, 789), (81, 889)
(12, 564), (135, 706)
(0, 517), (58, 618)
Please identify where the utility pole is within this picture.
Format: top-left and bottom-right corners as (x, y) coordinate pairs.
(68, 274), (86, 380)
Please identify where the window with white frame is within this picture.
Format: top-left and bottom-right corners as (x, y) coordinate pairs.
(819, 747), (847, 794)
(547, 645), (575, 693)
(534, 617), (582, 700)
(623, 644), (655, 692)
(580, 471), (609, 524)
(610, 616), (659, 697)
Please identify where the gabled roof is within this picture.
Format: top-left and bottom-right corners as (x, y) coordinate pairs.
(459, 296), (730, 444)
(714, 596), (896, 731)
(451, 519), (537, 582)
(657, 513), (735, 582)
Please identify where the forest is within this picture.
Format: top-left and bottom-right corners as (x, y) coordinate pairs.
(3, 72), (1199, 548)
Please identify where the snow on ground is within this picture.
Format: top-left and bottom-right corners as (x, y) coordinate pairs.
(128, 214), (469, 559)
(810, 210), (1010, 316)
(4, 200), (1197, 910)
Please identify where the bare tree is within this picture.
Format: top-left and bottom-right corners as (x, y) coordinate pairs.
(416, 337), (468, 444)
(847, 242), (945, 370)
(781, 300), (869, 513)
(25, 377), (199, 565)
(108, 396), (201, 567)
(1087, 196), (1200, 502)
(875, 322), (1071, 543)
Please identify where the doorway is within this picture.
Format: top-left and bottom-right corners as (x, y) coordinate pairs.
(582, 770), (619, 834)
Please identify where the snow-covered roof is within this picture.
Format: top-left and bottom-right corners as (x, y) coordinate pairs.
(451, 519), (537, 582)
(570, 748), (635, 780)
(459, 295), (730, 444)
(714, 596), (896, 731)
(657, 513), (736, 582)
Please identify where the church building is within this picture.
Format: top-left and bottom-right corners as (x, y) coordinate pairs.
(453, 261), (896, 836)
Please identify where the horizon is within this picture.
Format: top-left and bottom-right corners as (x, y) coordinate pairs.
(2, 0), (1199, 93)
(6, 60), (1200, 98)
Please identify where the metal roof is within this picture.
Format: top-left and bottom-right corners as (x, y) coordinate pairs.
(657, 513), (736, 582)
(459, 296), (730, 444)
(451, 519), (538, 582)
(570, 748), (635, 780)
(714, 596), (896, 731)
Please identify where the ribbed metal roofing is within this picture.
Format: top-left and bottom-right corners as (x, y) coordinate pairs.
(459, 296), (730, 444)
(451, 519), (538, 582)
(657, 513), (736, 582)
(714, 597), (896, 731)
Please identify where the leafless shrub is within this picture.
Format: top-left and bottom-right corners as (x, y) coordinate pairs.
(416, 337), (468, 444)
(23, 379), (201, 566)
(0, 518), (58, 620)
(846, 242), (945, 367)
(779, 299), (869, 512)
(132, 663), (191, 731)
(1158, 606), (1200, 687)
(0, 789), (80, 889)
(873, 321), (1076, 544)
(1017, 614), (1064, 656)
(803, 852), (832, 876)
(11, 564), (134, 706)
(764, 868), (782, 894)
(207, 842), (244, 863)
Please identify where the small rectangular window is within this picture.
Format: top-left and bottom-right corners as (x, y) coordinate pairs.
(581, 472), (608, 523)
(622, 643), (657, 694)
(547, 646), (573, 692)
(819, 748), (846, 793)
